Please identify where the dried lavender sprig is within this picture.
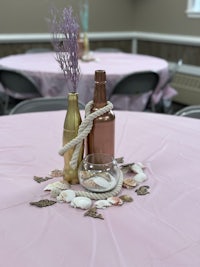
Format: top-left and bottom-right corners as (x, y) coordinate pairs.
(50, 7), (80, 92)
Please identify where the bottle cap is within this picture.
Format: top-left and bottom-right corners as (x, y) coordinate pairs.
(95, 70), (106, 83)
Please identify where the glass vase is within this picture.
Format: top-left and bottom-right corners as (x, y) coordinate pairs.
(78, 153), (120, 192)
(62, 92), (83, 184)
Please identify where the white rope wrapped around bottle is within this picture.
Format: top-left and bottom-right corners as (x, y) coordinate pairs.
(58, 100), (124, 199)
(58, 100), (113, 169)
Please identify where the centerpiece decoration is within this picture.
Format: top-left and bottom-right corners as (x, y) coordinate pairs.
(50, 7), (83, 184)
(34, 5), (151, 219)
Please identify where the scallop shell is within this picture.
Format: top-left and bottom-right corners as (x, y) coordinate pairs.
(71, 197), (92, 210)
(44, 181), (70, 191)
(134, 173), (147, 183)
(123, 177), (137, 189)
(94, 200), (112, 209)
(107, 196), (123, 206)
(57, 189), (76, 203)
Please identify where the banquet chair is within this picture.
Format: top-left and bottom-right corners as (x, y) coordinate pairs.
(0, 68), (41, 114)
(109, 71), (159, 111)
(10, 96), (85, 115)
(0, 91), (6, 115)
(175, 105), (200, 119)
(157, 59), (183, 113)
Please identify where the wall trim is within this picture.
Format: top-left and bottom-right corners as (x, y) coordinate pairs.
(1, 31), (200, 50)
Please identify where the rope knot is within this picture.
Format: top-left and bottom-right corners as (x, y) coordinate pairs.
(58, 101), (113, 169)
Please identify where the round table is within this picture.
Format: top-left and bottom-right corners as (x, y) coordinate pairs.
(0, 52), (177, 111)
(0, 110), (200, 267)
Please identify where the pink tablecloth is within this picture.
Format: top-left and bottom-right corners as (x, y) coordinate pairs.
(0, 110), (200, 267)
(0, 52), (177, 111)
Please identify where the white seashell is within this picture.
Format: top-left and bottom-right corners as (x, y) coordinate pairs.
(57, 189), (76, 203)
(92, 176), (111, 188)
(135, 162), (145, 169)
(50, 188), (62, 198)
(94, 200), (112, 209)
(130, 163), (144, 174)
(82, 175), (116, 192)
(44, 181), (70, 191)
(107, 196), (123, 206)
(71, 197), (92, 210)
(134, 172), (147, 183)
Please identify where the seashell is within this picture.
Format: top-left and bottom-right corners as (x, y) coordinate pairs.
(135, 185), (150, 195)
(79, 170), (93, 180)
(83, 176), (110, 190)
(136, 162), (145, 169)
(97, 172), (112, 182)
(94, 200), (112, 209)
(44, 180), (70, 191)
(119, 195), (133, 203)
(133, 172), (147, 183)
(107, 196), (123, 206)
(130, 163), (144, 174)
(30, 199), (56, 208)
(84, 207), (104, 220)
(50, 188), (62, 198)
(57, 189), (76, 203)
(123, 177), (137, 189)
(49, 169), (63, 177)
(71, 197), (92, 210)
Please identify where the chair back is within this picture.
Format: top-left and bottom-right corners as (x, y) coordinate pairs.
(10, 96), (85, 115)
(175, 105), (200, 119)
(111, 71), (159, 110)
(0, 68), (41, 98)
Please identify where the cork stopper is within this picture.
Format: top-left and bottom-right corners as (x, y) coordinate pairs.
(95, 70), (106, 83)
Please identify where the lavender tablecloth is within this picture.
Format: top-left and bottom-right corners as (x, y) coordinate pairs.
(0, 52), (177, 111)
(0, 110), (200, 267)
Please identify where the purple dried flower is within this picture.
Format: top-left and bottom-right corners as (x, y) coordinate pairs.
(50, 7), (80, 92)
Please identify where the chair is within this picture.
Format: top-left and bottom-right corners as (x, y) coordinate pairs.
(109, 71), (159, 111)
(0, 68), (41, 114)
(0, 91), (6, 115)
(157, 59), (183, 113)
(175, 105), (200, 119)
(10, 96), (85, 115)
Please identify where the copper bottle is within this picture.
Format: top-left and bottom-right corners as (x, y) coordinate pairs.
(87, 70), (115, 156)
(63, 92), (83, 184)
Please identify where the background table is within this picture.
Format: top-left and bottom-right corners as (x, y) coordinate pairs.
(0, 110), (200, 267)
(0, 52), (177, 110)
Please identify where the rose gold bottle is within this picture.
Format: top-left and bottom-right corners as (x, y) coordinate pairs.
(87, 70), (115, 156)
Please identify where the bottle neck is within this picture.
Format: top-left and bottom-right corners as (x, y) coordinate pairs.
(67, 92), (79, 109)
(93, 81), (107, 109)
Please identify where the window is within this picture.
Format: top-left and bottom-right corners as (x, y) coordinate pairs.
(186, 0), (200, 18)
